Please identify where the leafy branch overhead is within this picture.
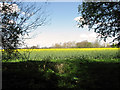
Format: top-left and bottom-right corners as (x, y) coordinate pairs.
(78, 2), (120, 46)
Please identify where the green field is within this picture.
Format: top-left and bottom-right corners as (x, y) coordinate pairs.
(2, 48), (120, 89)
(3, 48), (120, 62)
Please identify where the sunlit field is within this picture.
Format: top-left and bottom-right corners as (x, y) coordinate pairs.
(3, 48), (119, 62)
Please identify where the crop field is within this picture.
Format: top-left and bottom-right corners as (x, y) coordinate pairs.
(2, 48), (120, 89)
(3, 48), (120, 62)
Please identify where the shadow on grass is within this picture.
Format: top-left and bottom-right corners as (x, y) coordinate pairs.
(2, 59), (120, 89)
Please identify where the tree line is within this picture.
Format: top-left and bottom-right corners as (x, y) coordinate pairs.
(51, 40), (112, 48)
(23, 40), (118, 49)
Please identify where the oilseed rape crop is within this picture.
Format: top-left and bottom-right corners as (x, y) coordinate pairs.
(2, 48), (119, 62)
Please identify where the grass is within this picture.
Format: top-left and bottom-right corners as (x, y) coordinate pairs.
(2, 48), (120, 89)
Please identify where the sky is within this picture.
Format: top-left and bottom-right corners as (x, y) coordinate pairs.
(24, 2), (109, 48)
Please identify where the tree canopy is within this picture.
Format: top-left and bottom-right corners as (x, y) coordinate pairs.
(0, 1), (48, 59)
(77, 1), (120, 47)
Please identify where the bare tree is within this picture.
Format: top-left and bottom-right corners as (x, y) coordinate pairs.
(0, 1), (49, 60)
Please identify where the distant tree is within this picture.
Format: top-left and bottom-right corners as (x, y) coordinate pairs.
(111, 43), (118, 48)
(76, 40), (93, 48)
(0, 1), (48, 60)
(52, 40), (104, 48)
(52, 41), (76, 48)
(63, 41), (76, 48)
(78, 1), (120, 47)
(30, 45), (39, 49)
(53, 43), (62, 48)
(93, 40), (101, 48)
(106, 43), (111, 48)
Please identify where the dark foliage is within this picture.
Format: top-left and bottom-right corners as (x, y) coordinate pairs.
(2, 60), (120, 89)
(78, 2), (120, 47)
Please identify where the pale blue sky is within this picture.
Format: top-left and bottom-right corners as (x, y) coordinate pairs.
(25, 2), (108, 47)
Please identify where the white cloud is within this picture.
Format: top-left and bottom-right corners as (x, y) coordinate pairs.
(74, 16), (84, 22)
(74, 16), (87, 28)
(80, 34), (87, 38)
(79, 32), (97, 42)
